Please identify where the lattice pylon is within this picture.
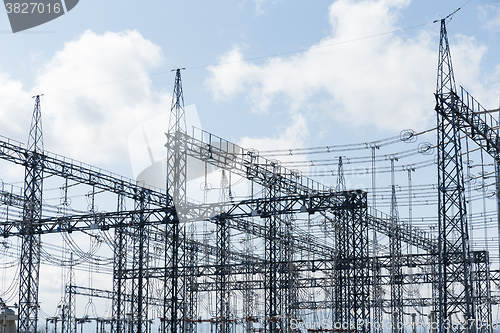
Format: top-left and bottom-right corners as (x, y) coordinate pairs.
(19, 95), (44, 333)
(435, 19), (475, 332)
(111, 194), (127, 333)
(164, 68), (188, 333)
(389, 158), (403, 333)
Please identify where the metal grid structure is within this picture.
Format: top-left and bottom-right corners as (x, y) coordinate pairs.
(1, 19), (500, 333)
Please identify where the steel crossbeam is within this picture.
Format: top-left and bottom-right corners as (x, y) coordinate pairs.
(0, 138), (171, 207)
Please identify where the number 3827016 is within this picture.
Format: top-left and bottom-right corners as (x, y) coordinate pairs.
(5, 2), (61, 14)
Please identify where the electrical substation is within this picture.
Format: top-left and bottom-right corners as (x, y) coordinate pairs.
(1, 18), (500, 333)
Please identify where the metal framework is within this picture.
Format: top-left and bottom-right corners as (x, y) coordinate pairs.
(435, 19), (474, 331)
(62, 253), (75, 333)
(111, 195), (127, 333)
(434, 19), (499, 332)
(131, 190), (149, 333)
(3, 21), (500, 333)
(18, 95), (44, 333)
(164, 68), (188, 333)
(264, 180), (280, 333)
(389, 157), (403, 333)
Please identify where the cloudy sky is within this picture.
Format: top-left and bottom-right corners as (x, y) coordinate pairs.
(0, 0), (499, 180)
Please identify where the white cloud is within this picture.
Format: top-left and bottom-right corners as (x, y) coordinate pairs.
(447, 33), (500, 110)
(0, 30), (168, 170)
(239, 112), (308, 156)
(254, 0), (278, 14)
(35, 30), (167, 166)
(0, 72), (32, 139)
(206, 0), (499, 132)
(479, 4), (500, 31)
(238, 113), (310, 181)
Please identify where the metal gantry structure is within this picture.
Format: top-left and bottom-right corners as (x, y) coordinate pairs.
(434, 18), (497, 332)
(1, 19), (500, 333)
(435, 18), (474, 332)
(164, 67), (188, 333)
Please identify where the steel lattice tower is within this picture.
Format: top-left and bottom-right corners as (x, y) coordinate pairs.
(131, 190), (149, 333)
(62, 253), (75, 333)
(164, 68), (188, 333)
(282, 212), (297, 333)
(472, 251), (492, 332)
(112, 194), (128, 333)
(186, 221), (198, 333)
(389, 157), (403, 333)
(262, 161), (290, 333)
(336, 156), (346, 192)
(166, 68), (187, 205)
(216, 170), (231, 333)
(371, 145), (383, 333)
(242, 218), (256, 333)
(216, 214), (230, 333)
(264, 167), (280, 333)
(19, 95), (44, 333)
(435, 19), (474, 331)
(337, 192), (370, 330)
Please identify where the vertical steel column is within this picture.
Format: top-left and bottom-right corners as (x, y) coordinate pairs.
(282, 213), (297, 333)
(336, 156), (346, 192)
(349, 192), (370, 332)
(62, 253), (75, 333)
(264, 162), (282, 333)
(216, 216), (229, 333)
(216, 170), (230, 333)
(242, 231), (256, 333)
(112, 194), (127, 333)
(352, 192), (370, 332)
(61, 179), (74, 333)
(19, 95), (44, 333)
(131, 189), (149, 333)
(163, 212), (186, 333)
(371, 145), (382, 333)
(435, 19), (474, 332)
(371, 258), (382, 332)
(186, 221), (198, 333)
(279, 172), (294, 332)
(389, 158), (403, 333)
(264, 190), (278, 333)
(334, 156), (348, 325)
(334, 192), (370, 331)
(472, 251), (492, 333)
(333, 206), (348, 325)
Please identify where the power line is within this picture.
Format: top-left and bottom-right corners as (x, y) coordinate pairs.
(0, 20), (440, 107)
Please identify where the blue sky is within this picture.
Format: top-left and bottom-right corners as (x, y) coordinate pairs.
(0, 0), (499, 179)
